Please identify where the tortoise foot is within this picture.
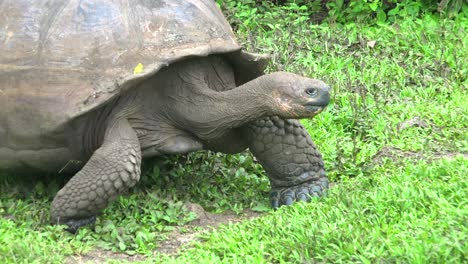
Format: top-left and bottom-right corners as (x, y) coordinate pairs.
(62, 216), (97, 234)
(270, 177), (329, 209)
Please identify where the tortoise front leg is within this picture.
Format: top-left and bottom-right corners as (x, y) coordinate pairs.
(50, 119), (141, 233)
(242, 116), (328, 208)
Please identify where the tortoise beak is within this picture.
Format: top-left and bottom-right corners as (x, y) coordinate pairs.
(305, 105), (325, 115)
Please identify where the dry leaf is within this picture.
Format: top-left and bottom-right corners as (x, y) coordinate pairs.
(367, 40), (376, 48)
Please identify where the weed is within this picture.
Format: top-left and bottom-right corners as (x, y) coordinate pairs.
(1, 2), (467, 263)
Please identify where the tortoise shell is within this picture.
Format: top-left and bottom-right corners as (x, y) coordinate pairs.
(0, 0), (268, 170)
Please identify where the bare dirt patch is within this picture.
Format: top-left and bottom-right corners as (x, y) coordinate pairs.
(372, 146), (467, 165)
(66, 250), (145, 264)
(157, 203), (262, 256)
(66, 203), (263, 263)
(397, 116), (429, 131)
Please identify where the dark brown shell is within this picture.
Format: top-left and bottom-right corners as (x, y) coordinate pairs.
(0, 0), (268, 134)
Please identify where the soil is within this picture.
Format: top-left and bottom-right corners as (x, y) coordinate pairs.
(372, 146), (467, 165)
(66, 203), (262, 263)
(372, 116), (468, 164)
(65, 250), (145, 264)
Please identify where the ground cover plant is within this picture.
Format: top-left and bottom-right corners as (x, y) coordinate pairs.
(1, 1), (466, 263)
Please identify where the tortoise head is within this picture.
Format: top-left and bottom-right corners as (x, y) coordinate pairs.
(267, 72), (330, 118)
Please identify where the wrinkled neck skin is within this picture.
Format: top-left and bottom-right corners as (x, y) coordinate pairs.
(83, 56), (282, 158)
(155, 74), (274, 139)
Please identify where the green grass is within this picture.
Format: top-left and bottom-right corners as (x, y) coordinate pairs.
(161, 157), (467, 263)
(1, 2), (467, 263)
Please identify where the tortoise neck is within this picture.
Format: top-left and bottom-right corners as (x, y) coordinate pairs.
(161, 75), (275, 141)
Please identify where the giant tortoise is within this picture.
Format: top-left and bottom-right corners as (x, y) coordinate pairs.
(0, 0), (330, 232)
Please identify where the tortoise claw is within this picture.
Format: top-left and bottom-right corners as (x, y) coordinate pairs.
(61, 216), (97, 234)
(270, 177), (328, 209)
(271, 191), (280, 210)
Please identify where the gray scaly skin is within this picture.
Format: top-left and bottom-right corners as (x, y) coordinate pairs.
(50, 56), (330, 232)
(51, 119), (141, 232)
(242, 117), (328, 208)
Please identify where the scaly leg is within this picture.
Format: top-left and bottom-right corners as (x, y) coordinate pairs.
(242, 116), (328, 208)
(50, 119), (141, 232)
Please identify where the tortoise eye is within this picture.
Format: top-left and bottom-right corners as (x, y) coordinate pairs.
(306, 88), (318, 97)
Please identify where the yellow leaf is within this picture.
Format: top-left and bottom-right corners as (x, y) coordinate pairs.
(133, 63), (144, 75)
